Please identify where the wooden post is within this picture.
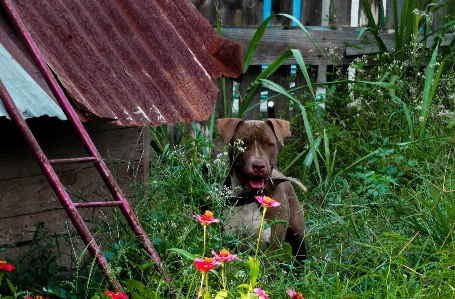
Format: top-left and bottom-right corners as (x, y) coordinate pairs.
(269, 65), (291, 119)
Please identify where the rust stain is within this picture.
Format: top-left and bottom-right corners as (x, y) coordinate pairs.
(4, 0), (244, 126)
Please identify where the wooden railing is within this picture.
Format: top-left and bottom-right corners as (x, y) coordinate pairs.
(190, 0), (450, 120)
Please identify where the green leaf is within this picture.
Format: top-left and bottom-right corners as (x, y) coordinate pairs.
(291, 49), (316, 100)
(203, 290), (211, 299)
(243, 14), (276, 73)
(125, 279), (145, 292)
(5, 277), (15, 295)
(237, 290), (247, 299)
(260, 78), (322, 182)
(103, 250), (115, 261)
(130, 289), (146, 299)
(215, 290), (229, 299)
(90, 296), (101, 299)
(248, 257), (260, 287)
(167, 248), (197, 261)
(419, 43), (440, 138)
(239, 49), (294, 117)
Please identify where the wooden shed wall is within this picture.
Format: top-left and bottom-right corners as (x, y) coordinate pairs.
(0, 117), (148, 261)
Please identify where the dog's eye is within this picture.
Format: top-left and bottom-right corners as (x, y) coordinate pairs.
(267, 142), (275, 148)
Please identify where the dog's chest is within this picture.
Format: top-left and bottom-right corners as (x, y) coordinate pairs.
(223, 202), (271, 248)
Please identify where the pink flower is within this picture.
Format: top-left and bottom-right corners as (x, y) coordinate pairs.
(0, 260), (15, 272)
(211, 249), (238, 263)
(254, 288), (270, 299)
(255, 195), (280, 208)
(287, 289), (304, 299)
(194, 210), (220, 225)
(104, 291), (128, 299)
(194, 257), (221, 273)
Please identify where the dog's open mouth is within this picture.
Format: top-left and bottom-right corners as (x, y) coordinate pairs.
(248, 177), (266, 189)
(237, 171), (267, 190)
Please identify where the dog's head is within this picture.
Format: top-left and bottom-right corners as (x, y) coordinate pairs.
(217, 118), (290, 192)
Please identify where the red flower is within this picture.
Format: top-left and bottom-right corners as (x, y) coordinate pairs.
(193, 210), (220, 225)
(104, 291), (128, 299)
(0, 260), (15, 272)
(211, 249), (238, 263)
(255, 195), (280, 208)
(194, 257), (221, 273)
(254, 288), (270, 299)
(287, 289), (304, 299)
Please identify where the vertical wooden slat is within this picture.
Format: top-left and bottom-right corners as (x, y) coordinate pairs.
(301, 1), (323, 26)
(240, 65), (262, 119)
(269, 65), (291, 119)
(271, 0), (293, 26)
(241, 0), (264, 25)
(385, 0), (395, 29)
(220, 0), (241, 27)
(330, 0), (352, 28)
(321, 0), (331, 26)
(351, 0), (360, 27)
(191, 0), (216, 25)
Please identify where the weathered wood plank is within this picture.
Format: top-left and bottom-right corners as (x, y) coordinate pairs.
(240, 65), (262, 119)
(221, 27), (396, 65)
(269, 65), (292, 119)
(0, 209), (69, 245)
(0, 163), (139, 219)
(191, 0), (216, 24)
(271, 0), (293, 26)
(241, 0), (264, 25)
(330, 0), (353, 28)
(301, 1), (323, 26)
(0, 118), (144, 180)
(220, 0), (241, 27)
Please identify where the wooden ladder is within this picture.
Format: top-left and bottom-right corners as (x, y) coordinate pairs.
(0, 1), (173, 294)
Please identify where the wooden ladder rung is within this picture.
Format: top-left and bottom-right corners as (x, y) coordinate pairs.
(74, 201), (123, 208)
(48, 157), (98, 164)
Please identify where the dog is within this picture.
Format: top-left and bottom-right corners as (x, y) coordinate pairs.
(217, 118), (310, 261)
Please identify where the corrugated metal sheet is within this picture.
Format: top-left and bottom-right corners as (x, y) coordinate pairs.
(0, 8), (66, 120)
(0, 42), (66, 120)
(3, 0), (243, 126)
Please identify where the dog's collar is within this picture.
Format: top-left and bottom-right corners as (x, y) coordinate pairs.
(231, 177), (289, 206)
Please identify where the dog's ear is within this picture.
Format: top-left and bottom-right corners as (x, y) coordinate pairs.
(217, 118), (243, 144)
(266, 118), (290, 146)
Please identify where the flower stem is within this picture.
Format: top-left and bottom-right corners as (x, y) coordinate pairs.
(221, 263), (226, 291)
(185, 270), (198, 299)
(205, 270), (210, 294)
(197, 273), (205, 298)
(254, 206), (268, 261)
(203, 224), (207, 257)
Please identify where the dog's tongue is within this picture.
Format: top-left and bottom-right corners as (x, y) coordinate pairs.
(250, 178), (265, 189)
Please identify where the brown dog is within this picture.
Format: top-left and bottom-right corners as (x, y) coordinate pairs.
(217, 118), (310, 261)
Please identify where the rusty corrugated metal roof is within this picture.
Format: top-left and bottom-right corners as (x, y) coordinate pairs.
(3, 0), (243, 126)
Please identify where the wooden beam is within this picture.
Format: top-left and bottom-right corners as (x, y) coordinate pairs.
(221, 27), (396, 65)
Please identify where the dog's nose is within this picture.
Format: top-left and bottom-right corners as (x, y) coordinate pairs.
(252, 160), (266, 174)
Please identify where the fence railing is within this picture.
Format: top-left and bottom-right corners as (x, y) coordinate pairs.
(185, 1), (451, 132)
